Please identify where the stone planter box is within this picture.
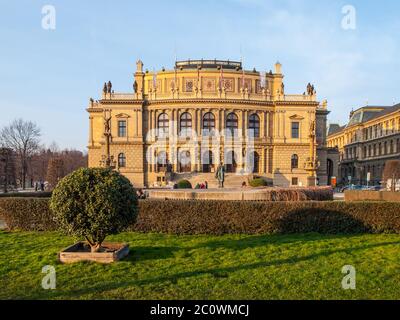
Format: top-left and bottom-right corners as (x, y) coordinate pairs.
(59, 242), (129, 264)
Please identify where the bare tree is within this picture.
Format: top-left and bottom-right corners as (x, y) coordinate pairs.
(0, 148), (16, 193)
(46, 157), (65, 189)
(0, 119), (41, 189)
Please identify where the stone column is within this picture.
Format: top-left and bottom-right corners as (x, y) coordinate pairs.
(89, 116), (94, 147)
(153, 110), (158, 141)
(138, 109), (143, 137)
(240, 110), (245, 138)
(244, 110), (249, 137)
(260, 111), (265, 138)
(216, 109), (220, 132)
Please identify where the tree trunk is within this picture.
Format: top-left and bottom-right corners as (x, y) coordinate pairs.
(90, 243), (102, 253)
(85, 236), (103, 253)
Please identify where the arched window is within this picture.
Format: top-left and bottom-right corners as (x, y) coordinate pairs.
(158, 113), (169, 136)
(249, 151), (260, 173)
(156, 151), (168, 172)
(248, 114), (260, 137)
(226, 113), (238, 135)
(118, 153), (126, 168)
(180, 112), (192, 136)
(202, 150), (214, 173)
(225, 150), (237, 173)
(179, 150), (191, 172)
(202, 112), (215, 135)
(291, 154), (298, 169)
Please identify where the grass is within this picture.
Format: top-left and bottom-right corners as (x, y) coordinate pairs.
(1, 231), (400, 300)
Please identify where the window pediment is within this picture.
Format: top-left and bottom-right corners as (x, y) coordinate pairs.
(289, 114), (304, 120)
(116, 113), (130, 118)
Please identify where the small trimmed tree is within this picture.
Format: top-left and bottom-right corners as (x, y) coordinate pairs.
(177, 179), (192, 189)
(50, 167), (138, 252)
(249, 178), (268, 187)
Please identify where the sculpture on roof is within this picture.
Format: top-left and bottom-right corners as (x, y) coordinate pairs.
(107, 81), (112, 94)
(307, 83), (312, 95)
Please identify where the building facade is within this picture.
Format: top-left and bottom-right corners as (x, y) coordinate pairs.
(327, 104), (400, 185)
(87, 59), (336, 188)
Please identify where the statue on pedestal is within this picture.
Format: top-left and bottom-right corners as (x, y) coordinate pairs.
(215, 163), (225, 188)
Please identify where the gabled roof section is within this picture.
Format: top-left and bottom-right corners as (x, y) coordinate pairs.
(328, 124), (345, 136)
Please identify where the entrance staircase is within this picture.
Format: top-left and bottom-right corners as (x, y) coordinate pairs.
(170, 172), (250, 188)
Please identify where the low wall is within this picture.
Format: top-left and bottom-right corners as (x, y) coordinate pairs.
(345, 190), (400, 202)
(147, 187), (333, 202)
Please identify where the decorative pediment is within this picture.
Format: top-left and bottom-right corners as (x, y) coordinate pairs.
(289, 114), (304, 120)
(115, 113), (130, 118)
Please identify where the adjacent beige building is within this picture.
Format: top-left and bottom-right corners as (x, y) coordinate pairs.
(327, 104), (400, 185)
(87, 59), (336, 188)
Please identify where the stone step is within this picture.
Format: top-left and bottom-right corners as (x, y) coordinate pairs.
(170, 172), (251, 188)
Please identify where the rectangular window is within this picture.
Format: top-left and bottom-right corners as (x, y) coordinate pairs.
(118, 120), (127, 137)
(291, 177), (298, 186)
(291, 122), (300, 139)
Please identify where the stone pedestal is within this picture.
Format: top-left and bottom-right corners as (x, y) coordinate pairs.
(307, 176), (317, 187)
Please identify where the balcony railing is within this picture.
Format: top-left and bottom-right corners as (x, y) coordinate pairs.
(102, 91), (317, 103)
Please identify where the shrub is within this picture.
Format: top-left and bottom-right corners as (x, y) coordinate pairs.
(0, 198), (56, 231)
(0, 192), (52, 198)
(176, 179), (192, 189)
(2, 197), (400, 235)
(49, 168), (138, 252)
(249, 178), (268, 187)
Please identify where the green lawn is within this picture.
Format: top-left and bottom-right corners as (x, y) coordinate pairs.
(1, 231), (400, 300)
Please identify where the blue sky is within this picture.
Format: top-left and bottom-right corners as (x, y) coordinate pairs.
(0, 0), (399, 151)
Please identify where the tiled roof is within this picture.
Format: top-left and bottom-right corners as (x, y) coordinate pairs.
(328, 124), (345, 135)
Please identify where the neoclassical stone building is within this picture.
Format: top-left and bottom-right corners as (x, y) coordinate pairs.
(327, 104), (400, 185)
(87, 59), (335, 188)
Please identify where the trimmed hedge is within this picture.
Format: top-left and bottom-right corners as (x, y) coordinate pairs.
(249, 178), (268, 187)
(176, 179), (192, 189)
(2, 198), (400, 235)
(0, 198), (57, 231)
(0, 192), (52, 198)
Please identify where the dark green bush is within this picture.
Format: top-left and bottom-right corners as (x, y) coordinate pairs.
(49, 168), (138, 252)
(0, 192), (52, 198)
(2, 198), (400, 235)
(249, 178), (268, 187)
(177, 179), (192, 189)
(0, 198), (56, 231)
